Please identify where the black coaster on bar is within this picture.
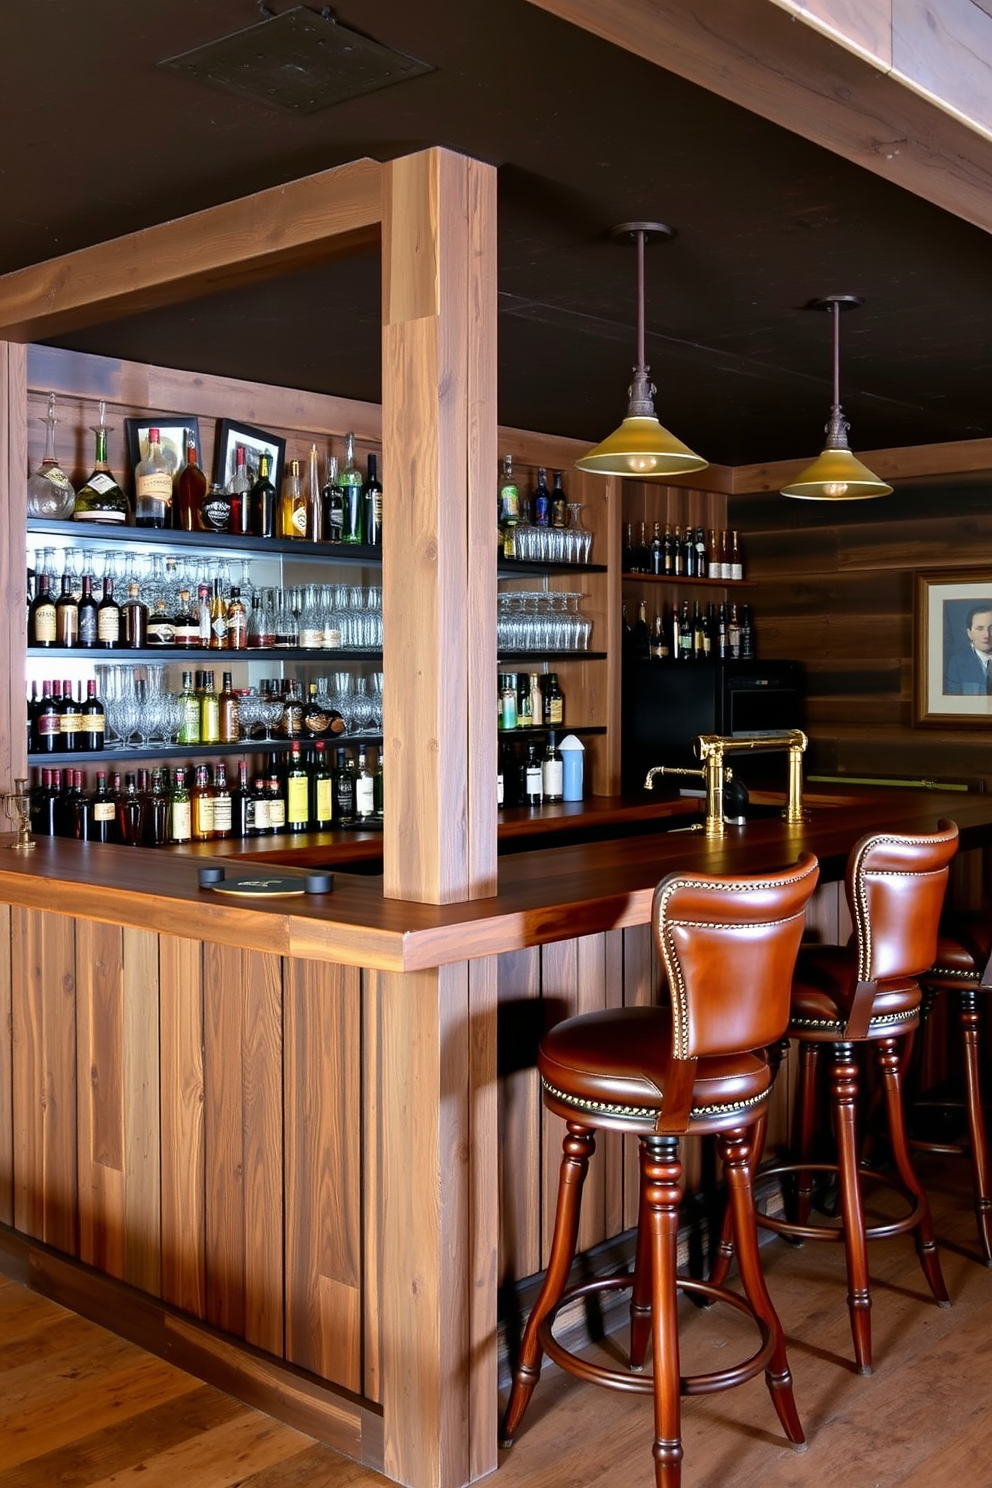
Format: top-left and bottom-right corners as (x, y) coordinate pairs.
(210, 874), (307, 897)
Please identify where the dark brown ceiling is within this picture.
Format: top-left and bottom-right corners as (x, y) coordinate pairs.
(6, 0), (992, 467)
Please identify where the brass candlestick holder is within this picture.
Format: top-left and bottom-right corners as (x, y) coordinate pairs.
(3, 778), (35, 851)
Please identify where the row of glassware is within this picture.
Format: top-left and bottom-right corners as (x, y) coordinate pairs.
(496, 591), (592, 651)
(94, 664), (384, 744)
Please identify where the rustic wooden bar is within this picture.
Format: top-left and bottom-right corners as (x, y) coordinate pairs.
(0, 785), (987, 1488)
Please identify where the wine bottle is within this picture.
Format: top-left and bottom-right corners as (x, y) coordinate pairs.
(55, 574), (80, 647)
(96, 578), (121, 649)
(199, 670), (220, 745)
(58, 679), (82, 753)
(523, 743), (543, 807)
(542, 731), (564, 803)
(333, 746), (356, 823)
(550, 470), (568, 528)
(543, 672), (564, 726)
(363, 452), (382, 547)
(78, 575), (99, 648)
(117, 772), (145, 846)
(175, 432), (208, 532)
(212, 762), (232, 840)
(649, 522), (663, 575)
(232, 760), (253, 838)
(81, 679), (105, 751)
(32, 680), (59, 754)
(267, 773), (286, 834)
(373, 745), (384, 820)
(72, 402), (129, 525)
(90, 771), (117, 844)
(533, 467), (551, 527)
(286, 744), (310, 833)
(740, 603), (755, 659)
(632, 601), (651, 660)
(28, 574), (57, 648)
(340, 435), (363, 544)
(249, 452), (276, 540)
(322, 454), (343, 543)
(354, 746), (375, 821)
(730, 530), (744, 582)
(227, 444), (251, 535)
(120, 582), (148, 648)
(144, 768), (170, 847)
(310, 740), (334, 828)
(306, 444), (325, 542)
(168, 767), (192, 844)
(251, 776), (272, 835)
(134, 427), (173, 528)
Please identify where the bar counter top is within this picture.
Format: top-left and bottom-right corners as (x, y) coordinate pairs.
(2, 785), (989, 972)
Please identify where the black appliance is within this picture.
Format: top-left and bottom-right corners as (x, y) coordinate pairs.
(621, 658), (806, 793)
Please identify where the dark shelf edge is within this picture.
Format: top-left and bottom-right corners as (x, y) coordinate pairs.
(28, 736), (383, 764)
(27, 648), (383, 662)
(27, 519), (383, 565)
(621, 573), (755, 586)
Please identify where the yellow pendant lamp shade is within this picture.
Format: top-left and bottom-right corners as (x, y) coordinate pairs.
(576, 223), (707, 481)
(781, 295), (892, 502)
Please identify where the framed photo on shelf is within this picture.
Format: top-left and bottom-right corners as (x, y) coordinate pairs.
(124, 416), (200, 478)
(914, 567), (992, 725)
(213, 419), (285, 495)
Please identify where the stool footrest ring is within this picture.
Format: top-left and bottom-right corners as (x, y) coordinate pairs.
(536, 1271), (774, 1398)
(757, 1160), (924, 1243)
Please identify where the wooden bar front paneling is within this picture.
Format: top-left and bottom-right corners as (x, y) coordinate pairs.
(381, 148), (498, 904)
(0, 904), (11, 1228)
(159, 934), (206, 1319)
(122, 926), (161, 1297)
(11, 908), (77, 1254)
(240, 947), (284, 1358)
(284, 956), (362, 1393)
(0, 160), (383, 342)
(467, 954), (499, 1483)
(203, 942), (248, 1339)
(75, 919), (126, 1282)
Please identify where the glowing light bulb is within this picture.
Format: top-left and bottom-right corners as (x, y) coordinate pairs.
(628, 454), (659, 473)
(823, 482), (849, 497)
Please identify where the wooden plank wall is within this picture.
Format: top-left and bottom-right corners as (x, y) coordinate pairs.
(729, 482), (992, 784)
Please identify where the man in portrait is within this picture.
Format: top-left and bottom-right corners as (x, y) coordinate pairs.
(944, 602), (992, 694)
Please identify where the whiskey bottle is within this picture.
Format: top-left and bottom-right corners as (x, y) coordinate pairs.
(72, 403), (129, 525)
(120, 582), (148, 648)
(226, 587), (247, 651)
(266, 773), (286, 834)
(172, 589), (199, 649)
(134, 427), (173, 528)
(190, 764), (216, 841)
(55, 575), (80, 647)
(28, 574), (57, 647)
(96, 578), (121, 648)
(212, 762), (232, 840)
(175, 431), (207, 531)
(177, 671), (200, 745)
(208, 580), (228, 650)
(168, 767), (192, 845)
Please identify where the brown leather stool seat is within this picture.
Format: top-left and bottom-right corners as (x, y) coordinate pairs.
(501, 853), (820, 1488)
(917, 908), (992, 1265)
(728, 822), (959, 1377)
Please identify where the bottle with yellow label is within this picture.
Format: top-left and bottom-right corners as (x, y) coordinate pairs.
(278, 458), (307, 540)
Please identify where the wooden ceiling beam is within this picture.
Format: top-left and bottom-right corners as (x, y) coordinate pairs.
(0, 158), (382, 342)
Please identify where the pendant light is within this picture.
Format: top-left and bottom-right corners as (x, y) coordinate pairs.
(781, 294), (892, 501)
(575, 222), (707, 479)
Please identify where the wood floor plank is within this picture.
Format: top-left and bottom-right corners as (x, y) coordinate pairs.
(79, 1415), (323, 1488)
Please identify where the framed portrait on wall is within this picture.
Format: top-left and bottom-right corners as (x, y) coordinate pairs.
(914, 567), (992, 725)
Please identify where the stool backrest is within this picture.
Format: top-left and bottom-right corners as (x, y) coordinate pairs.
(652, 853), (819, 1061)
(848, 819), (959, 984)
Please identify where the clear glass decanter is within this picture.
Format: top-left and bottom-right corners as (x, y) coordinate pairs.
(26, 392), (75, 519)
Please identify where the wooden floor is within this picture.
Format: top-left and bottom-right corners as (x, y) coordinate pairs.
(2, 1152), (992, 1488)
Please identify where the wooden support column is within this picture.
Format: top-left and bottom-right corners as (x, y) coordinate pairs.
(0, 342), (28, 786)
(381, 149), (498, 905)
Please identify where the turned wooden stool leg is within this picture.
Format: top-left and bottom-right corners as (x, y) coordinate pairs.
(794, 1041), (821, 1227)
(874, 1037), (950, 1306)
(830, 1040), (873, 1374)
(643, 1135), (684, 1488)
(958, 989), (992, 1266)
(501, 1123), (595, 1445)
(629, 1169), (653, 1370)
(721, 1126), (805, 1446)
(708, 1042), (783, 1290)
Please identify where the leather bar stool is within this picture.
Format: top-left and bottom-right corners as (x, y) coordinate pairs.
(914, 910), (992, 1265)
(730, 822), (959, 1376)
(501, 853), (820, 1488)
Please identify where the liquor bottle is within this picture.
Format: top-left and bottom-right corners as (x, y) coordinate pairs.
(529, 671), (543, 728)
(671, 601), (682, 660)
(66, 770), (90, 841)
(251, 776), (272, 835)
(231, 760), (252, 838)
(117, 772), (145, 846)
(197, 584), (212, 647)
(134, 427), (173, 527)
(730, 530), (744, 581)
(621, 603), (633, 655)
(172, 589), (199, 649)
(516, 672), (533, 728)
(208, 580), (228, 650)
(310, 740), (334, 828)
(695, 526), (708, 577)
(740, 604), (755, 659)
(650, 610), (669, 660)
(498, 454), (519, 558)
(497, 738), (514, 808)
(32, 680), (59, 753)
(533, 467), (551, 527)
(190, 764), (216, 841)
(143, 767), (170, 847)
(303, 444), (323, 543)
(354, 746), (375, 821)
(340, 435), (363, 544)
(72, 402), (129, 525)
(249, 451), (277, 540)
(622, 523), (635, 573)
(632, 600), (651, 659)
(719, 529), (731, 582)
(78, 575), (99, 648)
(53, 767), (74, 836)
(174, 431), (207, 532)
(59, 680), (82, 753)
(218, 671), (240, 743)
(322, 454), (343, 543)
(147, 597), (175, 646)
(522, 743), (543, 807)
(27, 392), (76, 519)
(120, 582), (148, 648)
(200, 483), (232, 534)
(707, 529), (721, 580)
(279, 458), (307, 540)
(96, 577), (121, 648)
(225, 587), (247, 651)
(281, 679), (304, 739)
(692, 600), (705, 661)
(286, 744), (310, 833)
(362, 452), (382, 547)
(168, 767), (192, 844)
(303, 681), (345, 738)
(81, 679), (105, 751)
(177, 670), (200, 745)
(212, 762), (232, 840)
(542, 731), (564, 803)
(29, 769), (53, 836)
(672, 524), (683, 576)
(90, 771), (117, 843)
(716, 602), (728, 660)
(649, 521), (663, 575)
(550, 470), (568, 528)
(704, 602), (715, 659)
(727, 603), (742, 660)
(266, 772), (286, 834)
(199, 670), (220, 744)
(28, 574), (57, 647)
(681, 526), (695, 578)
(679, 600), (693, 663)
(543, 672), (564, 727)
(333, 746), (356, 823)
(227, 444), (251, 534)
(55, 575), (80, 647)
